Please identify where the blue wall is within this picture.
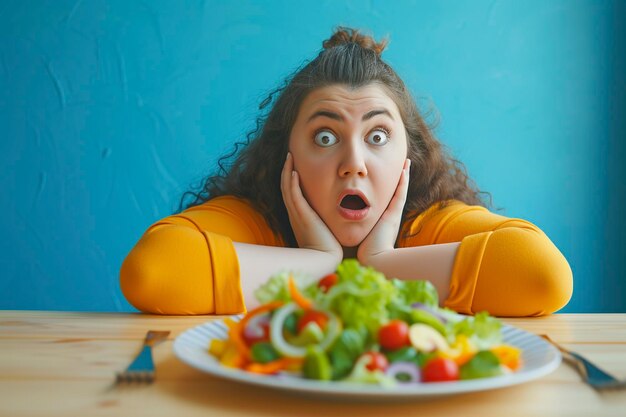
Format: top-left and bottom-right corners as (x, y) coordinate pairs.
(1, 0), (624, 312)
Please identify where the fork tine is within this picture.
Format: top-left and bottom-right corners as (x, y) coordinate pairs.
(590, 378), (626, 391)
(116, 371), (155, 384)
(132, 372), (153, 383)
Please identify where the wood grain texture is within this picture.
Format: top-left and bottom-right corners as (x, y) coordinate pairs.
(1, 312), (625, 417)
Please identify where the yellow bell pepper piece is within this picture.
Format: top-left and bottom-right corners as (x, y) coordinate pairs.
(219, 344), (246, 369)
(491, 345), (522, 371)
(223, 317), (239, 330)
(446, 335), (477, 366)
(208, 339), (227, 358)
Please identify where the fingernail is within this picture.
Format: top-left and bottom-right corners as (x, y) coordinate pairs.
(286, 152), (291, 160)
(291, 170), (296, 178)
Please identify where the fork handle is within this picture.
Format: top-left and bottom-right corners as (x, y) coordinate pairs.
(144, 330), (170, 347)
(567, 351), (618, 385)
(126, 345), (154, 372)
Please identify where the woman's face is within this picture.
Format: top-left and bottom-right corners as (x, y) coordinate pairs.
(288, 83), (408, 247)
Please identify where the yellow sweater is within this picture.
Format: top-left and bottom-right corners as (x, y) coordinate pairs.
(120, 196), (573, 317)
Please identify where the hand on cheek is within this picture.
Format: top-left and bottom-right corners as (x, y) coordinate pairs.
(281, 153), (343, 263)
(357, 159), (411, 264)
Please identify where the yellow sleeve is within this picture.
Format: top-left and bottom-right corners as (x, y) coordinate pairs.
(120, 196), (282, 315)
(398, 201), (573, 317)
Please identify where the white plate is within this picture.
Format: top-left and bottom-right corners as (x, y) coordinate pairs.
(173, 318), (561, 400)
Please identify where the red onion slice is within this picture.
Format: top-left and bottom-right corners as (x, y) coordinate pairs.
(385, 361), (421, 383)
(243, 313), (270, 340)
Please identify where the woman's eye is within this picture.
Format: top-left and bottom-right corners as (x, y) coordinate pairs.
(314, 130), (338, 147)
(365, 129), (390, 146)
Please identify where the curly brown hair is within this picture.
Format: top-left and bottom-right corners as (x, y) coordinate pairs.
(179, 27), (491, 246)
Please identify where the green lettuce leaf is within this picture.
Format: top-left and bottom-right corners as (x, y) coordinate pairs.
(328, 328), (366, 379)
(459, 350), (503, 379)
(254, 270), (316, 304)
(387, 278), (440, 323)
(391, 278), (439, 308)
(451, 311), (503, 349)
(323, 259), (396, 335)
(254, 270), (291, 304)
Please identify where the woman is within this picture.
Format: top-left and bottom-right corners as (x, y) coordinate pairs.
(120, 27), (572, 316)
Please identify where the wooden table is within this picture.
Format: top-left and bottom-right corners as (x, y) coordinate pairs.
(1, 312), (624, 416)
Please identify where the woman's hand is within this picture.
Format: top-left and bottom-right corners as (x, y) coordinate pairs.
(357, 159), (411, 264)
(281, 153), (343, 263)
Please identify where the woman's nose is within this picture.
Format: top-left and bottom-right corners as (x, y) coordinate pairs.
(338, 142), (368, 178)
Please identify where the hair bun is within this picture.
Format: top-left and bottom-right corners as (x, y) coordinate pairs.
(322, 26), (389, 57)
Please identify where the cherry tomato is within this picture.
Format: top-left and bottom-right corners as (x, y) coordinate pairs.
(318, 273), (338, 292)
(296, 310), (329, 333)
(378, 320), (410, 351)
(422, 357), (460, 382)
(361, 351), (389, 372)
(242, 314), (270, 346)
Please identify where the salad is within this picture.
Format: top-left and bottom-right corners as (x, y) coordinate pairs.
(209, 260), (522, 385)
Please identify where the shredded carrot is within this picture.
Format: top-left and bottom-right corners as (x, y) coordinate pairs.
(240, 300), (285, 331)
(230, 300), (285, 361)
(229, 323), (251, 361)
(288, 274), (313, 310)
(245, 357), (304, 375)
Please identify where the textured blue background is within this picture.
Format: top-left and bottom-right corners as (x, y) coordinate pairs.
(1, 0), (624, 312)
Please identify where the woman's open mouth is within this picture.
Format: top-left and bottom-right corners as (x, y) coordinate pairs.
(337, 192), (370, 221)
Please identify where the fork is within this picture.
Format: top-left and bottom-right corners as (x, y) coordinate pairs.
(540, 334), (626, 391)
(116, 330), (170, 384)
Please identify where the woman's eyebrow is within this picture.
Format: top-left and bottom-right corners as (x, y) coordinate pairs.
(306, 108), (394, 123)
